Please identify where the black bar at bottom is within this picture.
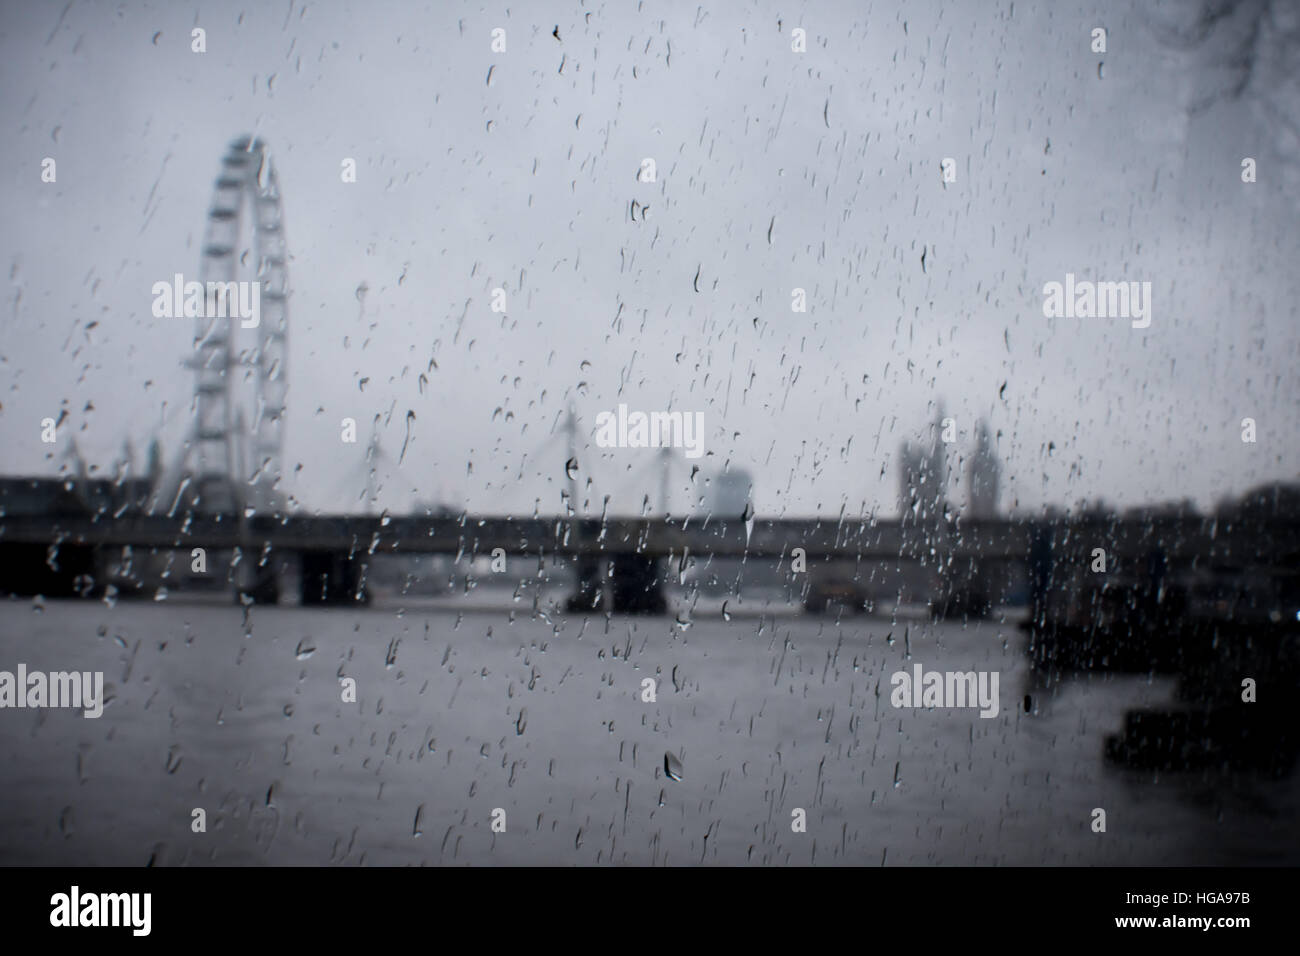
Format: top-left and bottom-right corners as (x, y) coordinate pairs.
(0, 866), (1285, 944)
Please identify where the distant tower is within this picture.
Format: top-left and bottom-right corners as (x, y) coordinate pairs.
(563, 404), (580, 515)
(146, 438), (163, 490)
(658, 446), (672, 516)
(898, 442), (923, 520)
(928, 402), (949, 518)
(966, 420), (999, 518)
(363, 426), (383, 514)
(898, 403), (950, 522)
(119, 438), (136, 477)
(60, 436), (88, 483)
(705, 468), (752, 520)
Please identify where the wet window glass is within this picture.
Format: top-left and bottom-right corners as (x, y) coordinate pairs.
(0, 0), (1296, 877)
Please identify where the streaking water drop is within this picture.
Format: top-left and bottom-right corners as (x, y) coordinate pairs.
(664, 752), (684, 781)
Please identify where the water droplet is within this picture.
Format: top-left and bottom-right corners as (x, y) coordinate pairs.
(256, 149), (272, 190)
(664, 752), (683, 781)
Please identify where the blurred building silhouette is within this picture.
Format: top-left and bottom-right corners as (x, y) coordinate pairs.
(704, 468), (753, 520)
(966, 419), (999, 518)
(686, 468), (755, 597)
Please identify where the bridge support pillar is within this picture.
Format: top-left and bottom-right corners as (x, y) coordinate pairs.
(300, 550), (369, 606)
(1023, 528), (1062, 668)
(565, 557), (605, 612)
(236, 557), (282, 605)
(1028, 528), (1055, 629)
(934, 556), (992, 620)
(0, 542), (96, 597)
(609, 555), (667, 615)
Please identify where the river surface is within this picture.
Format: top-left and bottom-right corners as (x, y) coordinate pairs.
(1, 595), (1296, 865)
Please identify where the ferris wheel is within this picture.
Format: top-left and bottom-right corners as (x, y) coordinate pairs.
(187, 135), (290, 514)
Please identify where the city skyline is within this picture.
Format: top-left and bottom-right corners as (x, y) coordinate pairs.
(2, 0), (1297, 520)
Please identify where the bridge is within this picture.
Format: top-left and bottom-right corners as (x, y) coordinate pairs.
(2, 501), (1297, 611)
(2, 511), (1297, 561)
(7, 136), (1299, 614)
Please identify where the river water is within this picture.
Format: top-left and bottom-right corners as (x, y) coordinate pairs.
(1, 595), (1295, 865)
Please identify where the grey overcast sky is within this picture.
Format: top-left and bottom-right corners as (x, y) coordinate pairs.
(2, 0), (1297, 518)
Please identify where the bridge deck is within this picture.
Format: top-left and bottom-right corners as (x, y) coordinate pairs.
(1, 513), (1296, 562)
